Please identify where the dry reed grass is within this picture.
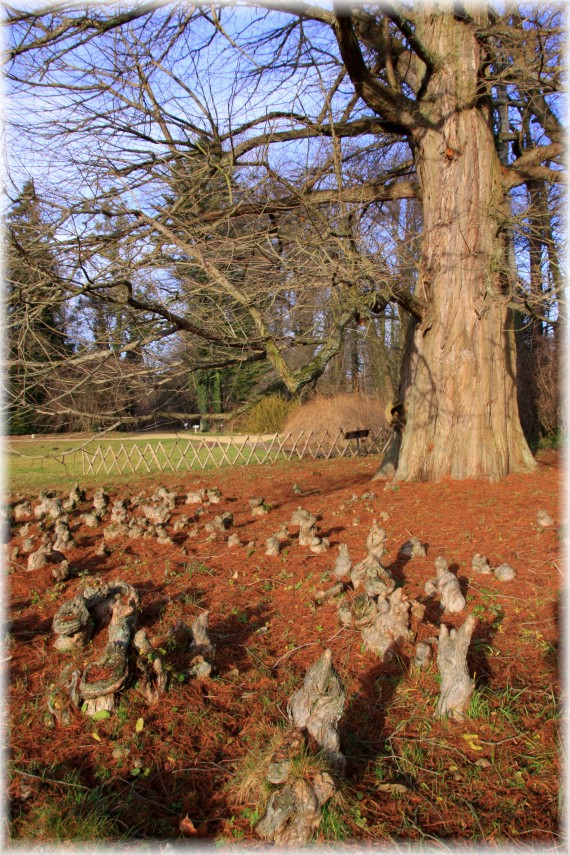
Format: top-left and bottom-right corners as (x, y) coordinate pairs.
(284, 393), (387, 438)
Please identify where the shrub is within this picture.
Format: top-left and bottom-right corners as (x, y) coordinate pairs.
(230, 395), (297, 434)
(284, 392), (387, 438)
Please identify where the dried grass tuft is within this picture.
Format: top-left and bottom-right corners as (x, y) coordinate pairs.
(284, 392), (387, 438)
(228, 728), (285, 806)
(227, 726), (331, 811)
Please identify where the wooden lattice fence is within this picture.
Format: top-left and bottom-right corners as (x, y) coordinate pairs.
(81, 429), (390, 477)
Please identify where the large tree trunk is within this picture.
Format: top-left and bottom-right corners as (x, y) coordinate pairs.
(377, 10), (535, 482)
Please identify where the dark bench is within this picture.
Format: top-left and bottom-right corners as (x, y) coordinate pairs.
(344, 428), (370, 455)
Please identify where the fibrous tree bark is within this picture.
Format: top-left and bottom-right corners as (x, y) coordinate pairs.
(48, 576), (215, 722)
(255, 649), (345, 845)
(425, 557), (466, 614)
(436, 614), (477, 719)
(255, 763), (335, 846)
(50, 579), (139, 718)
(287, 648), (346, 773)
(350, 521), (394, 597)
(333, 6), (547, 481)
(361, 587), (412, 660)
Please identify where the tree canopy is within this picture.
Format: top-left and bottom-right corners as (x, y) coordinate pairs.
(4, 2), (564, 478)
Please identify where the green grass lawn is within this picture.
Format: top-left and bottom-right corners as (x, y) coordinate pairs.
(5, 435), (287, 494)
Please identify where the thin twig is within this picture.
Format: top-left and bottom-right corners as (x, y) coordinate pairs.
(12, 768), (90, 790)
(173, 765), (235, 774)
(114, 779), (180, 814)
(271, 627), (346, 671)
(469, 583), (551, 602)
(271, 641), (319, 670)
(325, 627), (347, 645)
(238, 577), (288, 588)
(385, 735), (477, 764)
(477, 735), (524, 745)
(4, 559), (26, 570)
(244, 646), (271, 671)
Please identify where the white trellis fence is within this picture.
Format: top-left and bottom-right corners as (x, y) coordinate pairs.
(81, 429), (390, 477)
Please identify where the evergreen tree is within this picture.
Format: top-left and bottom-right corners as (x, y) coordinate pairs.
(6, 180), (70, 433)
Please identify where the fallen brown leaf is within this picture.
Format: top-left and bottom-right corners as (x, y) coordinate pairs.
(179, 815), (209, 837)
(179, 815), (198, 836)
(376, 782), (409, 794)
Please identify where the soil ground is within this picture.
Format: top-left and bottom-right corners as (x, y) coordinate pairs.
(5, 449), (563, 845)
